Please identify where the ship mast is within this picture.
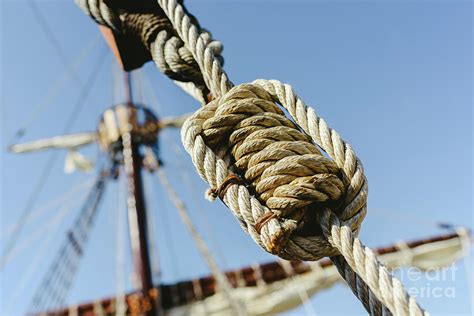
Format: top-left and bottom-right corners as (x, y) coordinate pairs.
(121, 71), (160, 315)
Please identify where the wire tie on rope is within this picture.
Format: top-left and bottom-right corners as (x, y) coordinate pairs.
(209, 173), (243, 201)
(255, 212), (278, 234)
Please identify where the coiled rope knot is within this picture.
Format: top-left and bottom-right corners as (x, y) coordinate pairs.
(183, 81), (368, 260)
(75, 0), (223, 93)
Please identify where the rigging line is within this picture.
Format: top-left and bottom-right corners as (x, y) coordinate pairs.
(141, 68), (229, 270)
(161, 133), (229, 268)
(27, 0), (84, 88)
(2, 193), (85, 267)
(0, 154), (57, 270)
(156, 168), (247, 316)
(28, 166), (110, 313)
(278, 259), (318, 316)
(153, 173), (180, 280)
(140, 69), (164, 114)
(4, 199), (73, 315)
(115, 176), (127, 316)
(0, 47), (109, 270)
(143, 171), (162, 281)
(0, 177), (95, 240)
(61, 48), (108, 131)
(7, 34), (101, 145)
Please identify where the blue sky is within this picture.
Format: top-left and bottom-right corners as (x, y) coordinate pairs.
(1, 1), (472, 315)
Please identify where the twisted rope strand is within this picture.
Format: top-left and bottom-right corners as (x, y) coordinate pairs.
(76, 0), (428, 314)
(75, 0), (223, 102)
(180, 80), (425, 315)
(322, 212), (425, 315)
(157, 0), (233, 96)
(330, 254), (392, 316)
(157, 169), (247, 315)
(153, 1), (427, 314)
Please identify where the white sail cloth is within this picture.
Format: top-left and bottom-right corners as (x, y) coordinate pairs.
(166, 236), (467, 316)
(9, 132), (97, 153)
(9, 132), (97, 173)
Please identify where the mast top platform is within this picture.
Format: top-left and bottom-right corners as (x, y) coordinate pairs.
(98, 103), (160, 152)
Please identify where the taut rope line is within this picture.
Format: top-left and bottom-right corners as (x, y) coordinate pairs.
(157, 169), (247, 315)
(76, 1), (427, 314)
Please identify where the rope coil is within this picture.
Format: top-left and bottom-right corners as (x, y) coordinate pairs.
(182, 81), (367, 260)
(75, 0), (223, 97)
(77, 0), (428, 314)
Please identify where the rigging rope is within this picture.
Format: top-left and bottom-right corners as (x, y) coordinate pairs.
(156, 168), (247, 316)
(115, 176), (127, 316)
(155, 173), (181, 280)
(1, 178), (95, 240)
(144, 170), (163, 281)
(1, 47), (108, 270)
(28, 167), (110, 313)
(3, 199), (81, 267)
(75, 0), (223, 104)
(77, 1), (427, 315)
(164, 135), (230, 268)
(7, 34), (101, 145)
(278, 259), (318, 316)
(0, 154), (58, 270)
(4, 202), (73, 315)
(28, 0), (84, 89)
(141, 66), (230, 268)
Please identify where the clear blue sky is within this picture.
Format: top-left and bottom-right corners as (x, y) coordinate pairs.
(1, 1), (472, 315)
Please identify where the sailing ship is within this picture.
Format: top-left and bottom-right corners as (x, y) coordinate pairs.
(1, 1), (471, 315)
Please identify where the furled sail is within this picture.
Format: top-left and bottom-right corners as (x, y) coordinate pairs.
(41, 232), (469, 315)
(9, 132), (97, 153)
(9, 111), (186, 176)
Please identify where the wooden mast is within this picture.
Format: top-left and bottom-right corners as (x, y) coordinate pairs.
(122, 71), (160, 315)
(100, 16), (160, 311)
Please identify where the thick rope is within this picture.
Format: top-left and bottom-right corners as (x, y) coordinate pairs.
(156, 1), (426, 315)
(76, 0), (427, 314)
(181, 81), (367, 259)
(323, 213), (423, 316)
(156, 0), (232, 97)
(75, 0), (223, 101)
(181, 79), (425, 315)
